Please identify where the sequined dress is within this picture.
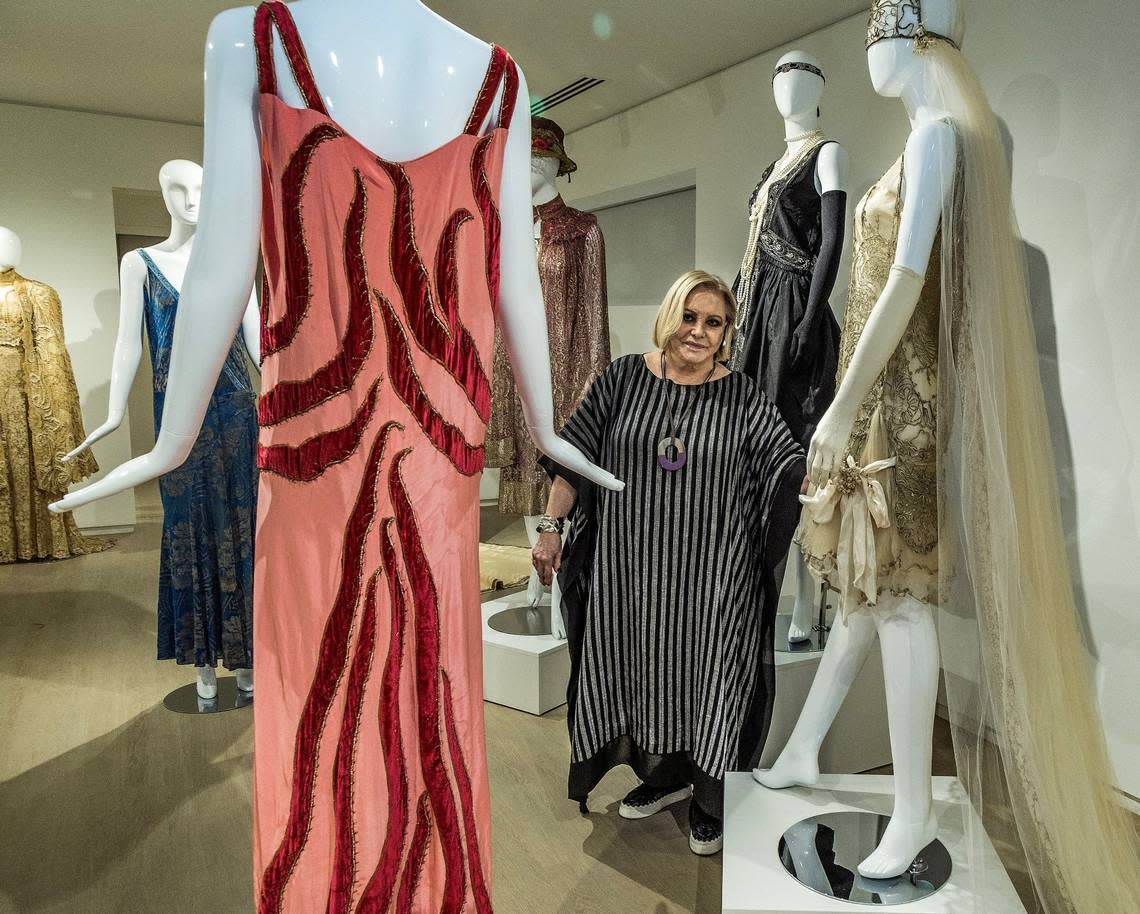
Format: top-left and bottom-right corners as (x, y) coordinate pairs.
(0, 270), (109, 563)
(796, 155), (941, 613)
(486, 195), (610, 515)
(251, 4), (518, 912)
(138, 251), (257, 670)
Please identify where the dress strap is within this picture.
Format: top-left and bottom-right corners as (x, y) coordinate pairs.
(254, 1), (329, 116)
(463, 45), (521, 135)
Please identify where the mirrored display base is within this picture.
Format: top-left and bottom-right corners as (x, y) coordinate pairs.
(487, 601), (553, 637)
(778, 812), (950, 906)
(163, 677), (253, 715)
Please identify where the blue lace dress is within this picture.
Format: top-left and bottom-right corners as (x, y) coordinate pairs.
(139, 251), (258, 670)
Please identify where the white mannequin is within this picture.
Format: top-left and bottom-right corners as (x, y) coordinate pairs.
(755, 7), (959, 882)
(50, 2), (621, 512)
(525, 153), (569, 640)
(0, 227), (22, 286)
(62, 160), (257, 701)
(769, 50), (849, 643)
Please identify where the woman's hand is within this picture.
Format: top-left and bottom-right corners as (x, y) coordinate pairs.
(531, 431), (624, 492)
(532, 531), (563, 587)
(806, 404), (856, 489)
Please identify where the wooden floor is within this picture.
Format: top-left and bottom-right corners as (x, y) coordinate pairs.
(1, 507), (966, 914)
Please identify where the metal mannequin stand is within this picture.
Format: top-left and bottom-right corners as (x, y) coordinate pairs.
(163, 677), (253, 715)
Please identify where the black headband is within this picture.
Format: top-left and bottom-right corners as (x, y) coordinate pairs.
(772, 61), (826, 83)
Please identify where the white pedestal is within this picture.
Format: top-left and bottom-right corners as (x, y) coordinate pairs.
(481, 591), (569, 715)
(765, 617), (892, 774)
(723, 774), (1025, 913)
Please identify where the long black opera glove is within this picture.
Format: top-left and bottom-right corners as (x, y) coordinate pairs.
(791, 189), (847, 366)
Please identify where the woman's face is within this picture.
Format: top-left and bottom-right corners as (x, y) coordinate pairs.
(668, 289), (727, 368)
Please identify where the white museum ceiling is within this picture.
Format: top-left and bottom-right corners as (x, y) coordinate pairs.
(1, 1), (865, 132)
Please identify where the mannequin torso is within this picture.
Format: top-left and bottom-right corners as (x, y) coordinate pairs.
(51, 0), (619, 515)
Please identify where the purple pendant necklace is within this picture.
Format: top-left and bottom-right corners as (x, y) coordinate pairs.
(657, 351), (716, 472)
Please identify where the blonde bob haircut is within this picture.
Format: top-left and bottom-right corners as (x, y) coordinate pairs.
(651, 270), (738, 362)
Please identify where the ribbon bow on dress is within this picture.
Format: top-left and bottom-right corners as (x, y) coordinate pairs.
(800, 455), (897, 619)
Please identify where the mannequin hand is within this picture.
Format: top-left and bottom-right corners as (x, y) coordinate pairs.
(806, 405), (855, 489)
(790, 311), (819, 367)
(530, 431), (624, 492)
(62, 416), (122, 463)
(532, 531), (563, 587)
(49, 429), (197, 514)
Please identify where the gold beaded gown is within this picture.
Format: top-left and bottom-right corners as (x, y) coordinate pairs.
(795, 155), (940, 616)
(0, 269), (109, 563)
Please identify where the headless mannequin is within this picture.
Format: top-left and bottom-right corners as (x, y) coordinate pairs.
(50, 0), (621, 516)
(755, 13), (959, 881)
(768, 51), (849, 643)
(525, 153), (568, 639)
(63, 160), (257, 701)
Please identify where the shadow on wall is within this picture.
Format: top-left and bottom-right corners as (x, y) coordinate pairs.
(998, 72), (1137, 656)
(65, 287), (120, 476)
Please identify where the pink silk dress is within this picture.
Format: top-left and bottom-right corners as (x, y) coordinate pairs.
(251, 5), (518, 912)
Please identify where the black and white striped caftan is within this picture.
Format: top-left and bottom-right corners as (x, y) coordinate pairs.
(546, 354), (804, 817)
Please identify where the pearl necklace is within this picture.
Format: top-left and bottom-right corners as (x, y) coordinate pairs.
(785, 127), (824, 145)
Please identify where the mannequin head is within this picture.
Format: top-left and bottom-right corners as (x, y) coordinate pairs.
(158, 159), (203, 225)
(530, 154), (559, 199)
(866, 0), (963, 98)
(772, 50), (825, 120)
(0, 227), (22, 273)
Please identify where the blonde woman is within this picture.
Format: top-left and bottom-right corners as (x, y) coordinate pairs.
(533, 270), (804, 854)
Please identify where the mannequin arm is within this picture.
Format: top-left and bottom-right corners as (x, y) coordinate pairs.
(51, 9), (261, 513)
(806, 121), (956, 486)
(496, 68), (623, 493)
(63, 251), (148, 462)
(240, 289), (261, 367)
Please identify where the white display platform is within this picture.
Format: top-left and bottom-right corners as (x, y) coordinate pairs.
(481, 591), (569, 715)
(765, 608), (892, 775)
(723, 774), (1025, 914)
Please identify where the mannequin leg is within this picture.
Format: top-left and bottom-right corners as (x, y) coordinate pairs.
(788, 550), (817, 643)
(196, 665), (218, 700)
(235, 668), (254, 693)
(858, 595), (940, 879)
(782, 820), (832, 895)
(754, 610), (878, 788)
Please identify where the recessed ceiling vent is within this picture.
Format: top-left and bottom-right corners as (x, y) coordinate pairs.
(530, 77), (605, 115)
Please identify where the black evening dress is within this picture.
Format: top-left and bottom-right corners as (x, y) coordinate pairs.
(544, 355), (804, 817)
(732, 138), (845, 449)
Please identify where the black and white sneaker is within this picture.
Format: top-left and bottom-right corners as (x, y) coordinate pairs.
(688, 800), (723, 856)
(618, 782), (692, 820)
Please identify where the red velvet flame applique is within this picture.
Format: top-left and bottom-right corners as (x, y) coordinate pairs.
(260, 169), (374, 426)
(257, 380), (379, 482)
(442, 670), (493, 914)
(258, 421), (398, 914)
(262, 121), (344, 357)
(463, 46), (509, 136)
(253, 2), (330, 115)
(395, 794), (434, 914)
(391, 449), (468, 914)
(375, 159), (491, 421)
(326, 571), (381, 914)
(376, 291), (485, 476)
(470, 136), (502, 310)
(354, 521), (412, 914)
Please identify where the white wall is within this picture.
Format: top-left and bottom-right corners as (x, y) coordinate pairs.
(0, 103), (203, 530)
(563, 3), (1140, 798)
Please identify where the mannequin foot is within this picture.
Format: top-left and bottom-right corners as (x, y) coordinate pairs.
(235, 668), (254, 693)
(753, 748), (820, 789)
(195, 665), (218, 701)
(787, 616), (811, 643)
(857, 811), (939, 879)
